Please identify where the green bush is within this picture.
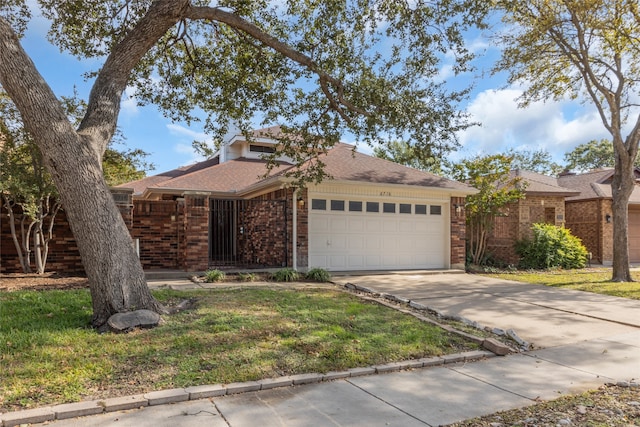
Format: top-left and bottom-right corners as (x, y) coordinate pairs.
(305, 268), (332, 282)
(237, 272), (258, 282)
(516, 223), (588, 269)
(204, 269), (226, 283)
(269, 268), (300, 282)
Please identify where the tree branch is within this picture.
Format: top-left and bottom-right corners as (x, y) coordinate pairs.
(79, 0), (190, 155)
(185, 6), (370, 119)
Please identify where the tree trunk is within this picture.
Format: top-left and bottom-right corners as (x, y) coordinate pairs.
(0, 17), (165, 329)
(610, 153), (634, 282)
(2, 196), (29, 273)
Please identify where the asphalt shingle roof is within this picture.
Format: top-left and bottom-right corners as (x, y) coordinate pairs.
(119, 142), (475, 197)
(511, 169), (579, 196)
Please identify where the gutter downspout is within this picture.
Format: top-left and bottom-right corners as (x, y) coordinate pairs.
(292, 189), (298, 271)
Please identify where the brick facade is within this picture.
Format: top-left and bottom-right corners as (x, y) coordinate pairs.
(237, 196), (288, 267)
(2, 187), (459, 274)
(450, 196), (467, 269)
(179, 194), (210, 271)
(565, 199), (612, 264)
(0, 207), (84, 274)
(486, 195), (568, 266)
(131, 200), (180, 270)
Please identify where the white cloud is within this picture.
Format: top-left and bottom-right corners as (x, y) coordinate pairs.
(455, 87), (611, 163)
(120, 87), (139, 116)
(166, 123), (213, 165)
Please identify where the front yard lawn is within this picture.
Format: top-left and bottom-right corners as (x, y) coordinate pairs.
(0, 286), (477, 412)
(480, 268), (640, 300)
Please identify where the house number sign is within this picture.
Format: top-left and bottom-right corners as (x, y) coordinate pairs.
(379, 191), (391, 196)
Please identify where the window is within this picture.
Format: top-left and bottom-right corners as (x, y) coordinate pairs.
(349, 201), (363, 212)
(366, 202), (379, 213)
(383, 203), (396, 213)
(415, 204), (427, 215)
(249, 144), (276, 153)
(331, 200), (345, 211)
(311, 199), (327, 210)
(430, 205), (442, 215)
(399, 203), (411, 214)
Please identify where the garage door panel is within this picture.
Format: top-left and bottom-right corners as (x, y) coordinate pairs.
(348, 218), (365, 232)
(398, 220), (414, 233)
(382, 221), (397, 232)
(330, 235), (348, 250)
(366, 254), (381, 267)
(348, 255), (365, 268)
(629, 209), (640, 263)
(366, 219), (382, 232)
(348, 236), (365, 250)
(309, 197), (448, 271)
(366, 235), (383, 249)
(331, 218), (348, 232)
(329, 255), (347, 269)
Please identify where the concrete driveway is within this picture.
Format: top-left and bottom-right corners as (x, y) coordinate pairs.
(332, 272), (640, 349)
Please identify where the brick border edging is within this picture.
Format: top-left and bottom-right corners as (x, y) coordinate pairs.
(0, 350), (495, 427)
(339, 282), (527, 354)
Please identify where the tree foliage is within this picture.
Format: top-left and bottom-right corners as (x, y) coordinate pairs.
(507, 148), (562, 176)
(373, 140), (443, 174)
(0, 1), (489, 327)
(564, 138), (640, 172)
(493, 0), (640, 281)
(448, 154), (526, 265)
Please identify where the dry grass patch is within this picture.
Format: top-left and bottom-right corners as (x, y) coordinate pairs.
(0, 286), (478, 412)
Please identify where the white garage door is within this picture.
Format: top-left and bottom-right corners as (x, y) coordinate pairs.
(308, 196), (448, 271)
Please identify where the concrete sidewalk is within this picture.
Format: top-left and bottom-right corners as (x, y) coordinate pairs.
(9, 273), (640, 427)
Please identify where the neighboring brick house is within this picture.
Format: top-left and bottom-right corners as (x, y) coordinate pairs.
(558, 168), (640, 264)
(1, 126), (477, 273)
(485, 170), (579, 265)
(485, 168), (640, 266)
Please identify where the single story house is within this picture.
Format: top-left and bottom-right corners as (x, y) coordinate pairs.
(486, 168), (640, 266)
(119, 126), (476, 272)
(0, 127), (477, 274)
(559, 168), (640, 264)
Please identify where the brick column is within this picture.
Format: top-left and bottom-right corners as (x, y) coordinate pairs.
(179, 192), (210, 271)
(450, 196), (467, 269)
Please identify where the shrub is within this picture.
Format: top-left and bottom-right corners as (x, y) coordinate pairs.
(305, 268), (332, 282)
(237, 272), (258, 282)
(269, 268), (300, 282)
(516, 223), (588, 269)
(204, 269), (226, 283)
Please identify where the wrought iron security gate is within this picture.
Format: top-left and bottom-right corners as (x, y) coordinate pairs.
(209, 199), (288, 269)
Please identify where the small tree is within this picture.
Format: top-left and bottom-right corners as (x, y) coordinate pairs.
(1, 92), (151, 273)
(0, 97), (61, 274)
(448, 154), (526, 265)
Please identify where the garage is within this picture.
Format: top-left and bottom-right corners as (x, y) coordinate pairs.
(628, 206), (640, 263)
(308, 193), (448, 271)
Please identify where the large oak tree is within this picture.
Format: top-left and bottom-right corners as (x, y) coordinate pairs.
(0, 0), (487, 328)
(494, 0), (640, 282)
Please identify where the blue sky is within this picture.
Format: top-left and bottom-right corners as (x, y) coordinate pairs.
(17, 8), (615, 175)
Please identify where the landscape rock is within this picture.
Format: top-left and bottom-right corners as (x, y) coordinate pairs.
(482, 338), (511, 356)
(107, 309), (161, 333)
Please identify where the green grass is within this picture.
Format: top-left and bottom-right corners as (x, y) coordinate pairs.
(480, 268), (640, 299)
(0, 287), (476, 411)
